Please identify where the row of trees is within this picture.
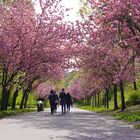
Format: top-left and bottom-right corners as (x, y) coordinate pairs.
(1, 0), (140, 112)
(67, 0), (140, 111)
(0, 0), (74, 110)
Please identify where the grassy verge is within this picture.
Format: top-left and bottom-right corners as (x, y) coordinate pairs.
(0, 108), (36, 119)
(78, 104), (140, 129)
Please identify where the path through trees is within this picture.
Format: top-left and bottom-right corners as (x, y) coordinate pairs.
(0, 108), (140, 140)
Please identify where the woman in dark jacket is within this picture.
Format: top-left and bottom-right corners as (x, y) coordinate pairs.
(48, 90), (56, 115)
(66, 92), (72, 112)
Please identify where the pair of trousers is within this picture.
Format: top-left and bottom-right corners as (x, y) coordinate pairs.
(61, 101), (66, 114)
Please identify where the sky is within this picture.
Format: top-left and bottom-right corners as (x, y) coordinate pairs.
(33, 0), (81, 22)
(60, 0), (81, 21)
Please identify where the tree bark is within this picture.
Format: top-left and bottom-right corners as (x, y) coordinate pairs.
(24, 93), (29, 108)
(113, 84), (119, 110)
(105, 88), (109, 109)
(1, 88), (10, 110)
(1, 88), (7, 110)
(132, 50), (137, 90)
(92, 96), (95, 107)
(12, 88), (19, 109)
(120, 80), (126, 111)
(97, 93), (100, 107)
(104, 93), (106, 108)
(94, 94), (97, 107)
(5, 90), (10, 109)
(133, 81), (137, 90)
(19, 90), (27, 109)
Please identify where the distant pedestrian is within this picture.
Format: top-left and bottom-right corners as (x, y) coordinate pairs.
(66, 92), (72, 112)
(48, 90), (56, 115)
(37, 99), (44, 112)
(59, 88), (67, 115)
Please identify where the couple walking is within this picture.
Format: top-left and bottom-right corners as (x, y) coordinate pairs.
(48, 88), (72, 115)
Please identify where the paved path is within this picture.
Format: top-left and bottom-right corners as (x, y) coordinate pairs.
(0, 107), (140, 140)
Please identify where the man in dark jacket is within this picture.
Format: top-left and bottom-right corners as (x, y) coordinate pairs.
(59, 88), (67, 114)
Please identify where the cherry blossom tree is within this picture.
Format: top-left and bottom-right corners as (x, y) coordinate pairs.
(0, 0), (73, 110)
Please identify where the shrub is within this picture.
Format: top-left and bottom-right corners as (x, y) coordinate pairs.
(126, 93), (140, 106)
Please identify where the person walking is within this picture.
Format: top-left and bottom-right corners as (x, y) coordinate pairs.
(66, 92), (72, 112)
(48, 90), (56, 115)
(59, 88), (67, 115)
(54, 91), (59, 113)
(37, 99), (44, 112)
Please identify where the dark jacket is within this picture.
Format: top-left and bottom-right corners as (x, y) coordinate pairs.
(67, 94), (72, 104)
(59, 91), (67, 103)
(48, 93), (56, 104)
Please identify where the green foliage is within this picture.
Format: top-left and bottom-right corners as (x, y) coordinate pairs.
(77, 104), (110, 113)
(126, 93), (140, 106)
(42, 100), (49, 107)
(27, 93), (37, 108)
(16, 90), (24, 106)
(64, 71), (79, 89)
(114, 113), (140, 122)
(52, 71), (79, 90)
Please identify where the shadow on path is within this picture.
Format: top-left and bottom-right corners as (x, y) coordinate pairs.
(3, 108), (140, 140)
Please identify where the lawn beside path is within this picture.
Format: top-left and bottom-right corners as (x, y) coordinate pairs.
(0, 107), (140, 140)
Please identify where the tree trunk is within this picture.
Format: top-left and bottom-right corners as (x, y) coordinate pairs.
(132, 50), (137, 90)
(120, 80), (126, 111)
(104, 93), (106, 108)
(91, 96), (94, 107)
(1, 88), (7, 110)
(1, 88), (10, 110)
(113, 84), (119, 110)
(92, 96), (95, 107)
(5, 90), (10, 109)
(12, 88), (19, 109)
(133, 81), (137, 90)
(24, 93), (29, 108)
(105, 88), (109, 109)
(97, 93), (100, 107)
(94, 94), (97, 107)
(19, 91), (26, 109)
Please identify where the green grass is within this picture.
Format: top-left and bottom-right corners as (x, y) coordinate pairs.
(78, 105), (110, 113)
(114, 112), (140, 122)
(112, 105), (140, 122)
(0, 108), (36, 118)
(135, 124), (140, 129)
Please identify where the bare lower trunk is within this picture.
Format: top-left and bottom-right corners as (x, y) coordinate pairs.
(97, 93), (100, 107)
(24, 93), (29, 108)
(19, 92), (26, 109)
(133, 81), (137, 90)
(113, 84), (119, 110)
(120, 80), (126, 111)
(105, 88), (109, 109)
(12, 88), (19, 109)
(94, 94), (97, 107)
(1, 88), (10, 110)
